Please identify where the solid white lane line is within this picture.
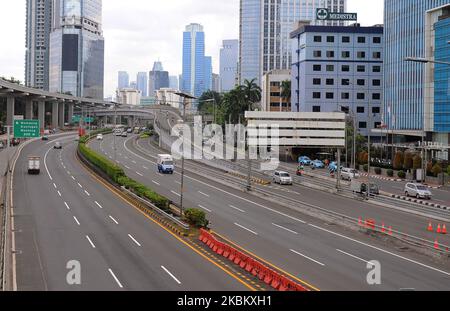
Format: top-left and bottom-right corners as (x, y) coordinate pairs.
(272, 223), (298, 235)
(136, 172), (143, 177)
(308, 224), (450, 276)
(128, 234), (142, 247)
(73, 216), (80, 226)
(198, 205), (212, 212)
(86, 235), (96, 248)
(53, 183), (57, 189)
(152, 180), (160, 186)
(109, 216), (119, 225)
(95, 201), (103, 209)
(171, 191), (181, 197)
(161, 266), (181, 285)
(57, 191), (62, 197)
(44, 147), (53, 181)
(198, 191), (210, 198)
(64, 202), (70, 210)
(336, 249), (375, 267)
(290, 249), (325, 266)
(229, 205), (246, 213)
(234, 223), (258, 235)
(108, 269), (124, 288)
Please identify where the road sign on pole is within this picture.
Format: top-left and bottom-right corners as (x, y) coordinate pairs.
(13, 120), (40, 138)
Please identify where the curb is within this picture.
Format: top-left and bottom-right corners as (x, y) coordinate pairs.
(360, 173), (443, 189)
(390, 194), (449, 211)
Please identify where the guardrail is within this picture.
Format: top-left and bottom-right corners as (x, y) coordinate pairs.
(0, 161), (8, 290)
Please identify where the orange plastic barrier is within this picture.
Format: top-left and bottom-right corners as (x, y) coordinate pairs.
(199, 229), (309, 291)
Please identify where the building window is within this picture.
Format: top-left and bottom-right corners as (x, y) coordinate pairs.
(342, 51), (350, 58)
(313, 92), (321, 99)
(373, 52), (381, 59)
(374, 122), (382, 128)
(357, 93), (365, 100)
(372, 107), (381, 114)
(359, 122), (367, 129)
(357, 51), (366, 59)
(372, 79), (381, 86)
(326, 79), (334, 85)
(326, 51), (335, 58)
(341, 106), (349, 113)
(373, 37), (381, 44)
(313, 106), (321, 112)
(357, 65), (366, 72)
(372, 66), (381, 73)
(326, 36), (335, 43)
(313, 78), (321, 85)
(313, 65), (321, 71)
(341, 79), (350, 86)
(313, 50), (322, 57)
(357, 79), (365, 86)
(372, 93), (381, 100)
(326, 65), (334, 72)
(357, 36), (366, 43)
(341, 65), (350, 72)
(342, 36), (350, 43)
(326, 92), (334, 99)
(341, 93), (350, 100)
(314, 36), (322, 42)
(357, 107), (365, 113)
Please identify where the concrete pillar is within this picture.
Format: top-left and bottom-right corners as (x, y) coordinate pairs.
(6, 96), (15, 126)
(103, 116), (108, 126)
(58, 102), (65, 128)
(67, 103), (74, 124)
(25, 99), (34, 120)
(38, 101), (45, 131)
(51, 101), (59, 129)
(127, 116), (132, 127)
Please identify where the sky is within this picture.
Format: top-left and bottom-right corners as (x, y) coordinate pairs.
(0, 0), (384, 98)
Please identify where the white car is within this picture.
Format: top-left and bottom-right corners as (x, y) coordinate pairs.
(404, 183), (432, 200)
(96, 134), (103, 140)
(273, 171), (293, 185)
(341, 168), (360, 181)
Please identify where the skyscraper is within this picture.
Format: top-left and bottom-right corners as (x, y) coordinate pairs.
(181, 23), (210, 97)
(204, 56), (212, 91)
(384, 0), (450, 132)
(149, 61), (169, 96)
(169, 75), (179, 90)
(220, 39), (238, 92)
(118, 71), (129, 89)
(239, 0), (347, 85)
(49, 0), (105, 99)
(25, 0), (53, 90)
(136, 72), (148, 97)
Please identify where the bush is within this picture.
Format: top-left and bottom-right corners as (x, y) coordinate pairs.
(374, 167), (382, 175)
(397, 170), (406, 179)
(363, 164), (368, 172)
(184, 208), (209, 228)
(432, 163), (442, 177)
(393, 151), (404, 170)
(387, 169), (394, 177)
(79, 143), (125, 182)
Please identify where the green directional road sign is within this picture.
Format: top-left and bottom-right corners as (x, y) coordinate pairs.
(72, 115), (94, 123)
(13, 120), (40, 138)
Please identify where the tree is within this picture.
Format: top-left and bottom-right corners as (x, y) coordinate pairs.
(432, 163), (442, 177)
(222, 87), (245, 124)
(240, 78), (261, 111)
(280, 80), (291, 110)
(447, 165), (450, 176)
(198, 90), (222, 112)
(393, 151), (404, 170)
(403, 152), (414, 171)
(412, 155), (422, 170)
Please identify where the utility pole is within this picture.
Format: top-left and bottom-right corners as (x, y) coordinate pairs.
(113, 103), (117, 162)
(180, 99), (186, 217)
(336, 148), (341, 190)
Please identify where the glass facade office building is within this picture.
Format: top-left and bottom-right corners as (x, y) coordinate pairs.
(383, 0), (450, 131)
(49, 0), (104, 99)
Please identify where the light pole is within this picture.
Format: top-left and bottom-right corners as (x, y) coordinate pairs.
(175, 92), (197, 218)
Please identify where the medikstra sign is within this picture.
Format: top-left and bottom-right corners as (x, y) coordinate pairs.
(316, 8), (358, 21)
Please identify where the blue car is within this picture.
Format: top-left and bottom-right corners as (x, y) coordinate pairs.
(311, 160), (325, 169)
(329, 161), (338, 172)
(298, 156), (312, 165)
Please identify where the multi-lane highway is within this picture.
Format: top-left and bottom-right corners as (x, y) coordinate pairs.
(89, 133), (450, 290)
(11, 134), (249, 291)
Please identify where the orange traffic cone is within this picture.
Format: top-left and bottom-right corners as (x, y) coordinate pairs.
(388, 227), (393, 236)
(358, 217), (363, 226)
(381, 223), (386, 233)
(442, 224), (447, 235)
(434, 239), (440, 250)
(437, 224), (442, 234)
(427, 222), (433, 232)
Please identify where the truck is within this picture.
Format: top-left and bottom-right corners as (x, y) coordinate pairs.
(28, 156), (41, 175)
(157, 154), (174, 174)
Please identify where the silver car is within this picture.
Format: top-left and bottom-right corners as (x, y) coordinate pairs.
(404, 183), (432, 200)
(273, 171), (293, 185)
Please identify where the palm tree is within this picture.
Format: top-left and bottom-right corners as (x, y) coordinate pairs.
(240, 78), (261, 111)
(280, 80), (291, 112)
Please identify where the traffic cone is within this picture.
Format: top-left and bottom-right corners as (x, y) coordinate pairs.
(388, 227), (393, 236)
(358, 217), (363, 226)
(437, 224), (442, 234)
(434, 239), (440, 250)
(427, 222), (433, 232)
(381, 223), (386, 233)
(442, 224), (447, 235)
